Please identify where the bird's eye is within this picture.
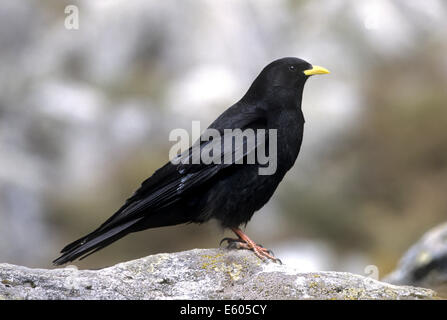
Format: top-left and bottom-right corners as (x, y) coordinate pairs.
(289, 65), (296, 72)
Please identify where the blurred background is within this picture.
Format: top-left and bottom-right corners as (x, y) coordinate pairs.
(1, 0), (446, 281)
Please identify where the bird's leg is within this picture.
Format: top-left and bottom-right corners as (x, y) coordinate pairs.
(220, 228), (281, 263)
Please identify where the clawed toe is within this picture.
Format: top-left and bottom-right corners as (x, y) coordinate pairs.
(252, 245), (280, 263)
(219, 229), (282, 264)
(219, 237), (244, 247)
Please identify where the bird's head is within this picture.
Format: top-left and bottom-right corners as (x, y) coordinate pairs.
(244, 57), (330, 102)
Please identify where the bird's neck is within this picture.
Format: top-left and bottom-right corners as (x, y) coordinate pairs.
(242, 85), (305, 108)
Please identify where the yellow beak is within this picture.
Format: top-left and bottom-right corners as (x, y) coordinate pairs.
(304, 65), (330, 76)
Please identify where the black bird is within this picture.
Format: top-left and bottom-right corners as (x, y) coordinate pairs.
(53, 57), (329, 265)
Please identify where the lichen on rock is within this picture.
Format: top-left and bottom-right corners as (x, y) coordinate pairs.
(0, 248), (437, 300)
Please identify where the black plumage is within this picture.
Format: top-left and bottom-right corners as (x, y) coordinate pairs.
(53, 57), (329, 265)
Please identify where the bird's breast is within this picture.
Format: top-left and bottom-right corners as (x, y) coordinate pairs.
(268, 108), (305, 173)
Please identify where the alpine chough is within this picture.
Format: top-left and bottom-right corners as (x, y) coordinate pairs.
(53, 57), (329, 265)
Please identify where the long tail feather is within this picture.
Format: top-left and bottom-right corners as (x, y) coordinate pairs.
(53, 218), (143, 265)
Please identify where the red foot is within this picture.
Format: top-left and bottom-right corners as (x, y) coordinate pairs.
(220, 228), (281, 264)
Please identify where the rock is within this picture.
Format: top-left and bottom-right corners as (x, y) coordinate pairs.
(383, 222), (447, 298)
(0, 248), (436, 300)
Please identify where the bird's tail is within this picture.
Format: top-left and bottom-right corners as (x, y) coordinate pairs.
(52, 217), (143, 265)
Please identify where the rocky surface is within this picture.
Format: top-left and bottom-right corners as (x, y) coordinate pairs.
(384, 222), (447, 298)
(0, 248), (437, 300)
